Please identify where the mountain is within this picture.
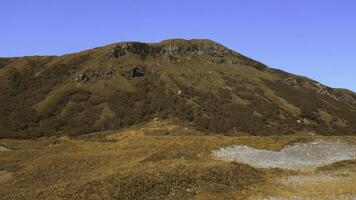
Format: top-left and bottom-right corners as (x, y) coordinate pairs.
(0, 39), (355, 139)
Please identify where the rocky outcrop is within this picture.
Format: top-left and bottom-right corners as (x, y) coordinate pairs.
(160, 44), (230, 57)
(111, 42), (151, 58)
(314, 83), (338, 100)
(110, 41), (232, 59)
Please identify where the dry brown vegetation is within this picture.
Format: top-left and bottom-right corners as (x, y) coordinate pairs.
(0, 122), (267, 199)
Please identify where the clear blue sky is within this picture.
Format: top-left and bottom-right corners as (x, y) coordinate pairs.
(1, 0), (355, 91)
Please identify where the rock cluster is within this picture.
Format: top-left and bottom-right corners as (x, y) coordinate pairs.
(75, 73), (89, 83)
(74, 68), (114, 83)
(278, 77), (298, 87)
(285, 77), (298, 86)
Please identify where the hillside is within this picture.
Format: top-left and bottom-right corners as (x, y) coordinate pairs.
(0, 39), (355, 138)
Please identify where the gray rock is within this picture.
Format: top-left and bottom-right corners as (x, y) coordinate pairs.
(75, 73), (89, 83)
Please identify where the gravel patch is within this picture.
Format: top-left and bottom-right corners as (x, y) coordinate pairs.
(213, 140), (356, 170)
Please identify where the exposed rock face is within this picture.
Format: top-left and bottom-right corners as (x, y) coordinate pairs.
(111, 42), (151, 58)
(160, 44), (230, 57)
(313, 83), (338, 100)
(110, 41), (232, 58)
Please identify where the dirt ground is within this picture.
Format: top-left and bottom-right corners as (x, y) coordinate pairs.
(1, 121), (355, 199)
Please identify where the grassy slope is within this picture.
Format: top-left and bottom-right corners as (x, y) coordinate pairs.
(0, 39), (355, 139)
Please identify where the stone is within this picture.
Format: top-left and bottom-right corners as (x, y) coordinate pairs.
(130, 67), (144, 78)
(105, 70), (113, 77)
(75, 73), (89, 83)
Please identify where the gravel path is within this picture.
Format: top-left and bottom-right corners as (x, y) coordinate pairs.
(213, 140), (356, 170)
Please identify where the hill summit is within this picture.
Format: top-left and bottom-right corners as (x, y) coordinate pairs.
(0, 39), (355, 138)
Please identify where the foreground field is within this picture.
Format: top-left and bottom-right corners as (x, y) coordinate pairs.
(1, 121), (355, 199)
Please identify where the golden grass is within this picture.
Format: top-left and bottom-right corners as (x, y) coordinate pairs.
(1, 121), (354, 199)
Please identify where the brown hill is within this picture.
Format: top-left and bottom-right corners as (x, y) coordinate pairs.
(0, 39), (355, 138)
